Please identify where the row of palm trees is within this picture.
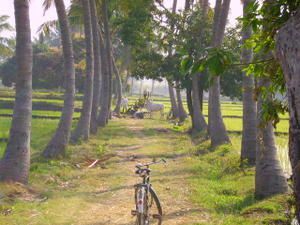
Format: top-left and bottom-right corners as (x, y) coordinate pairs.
(167, 0), (288, 200)
(0, 0), (114, 184)
(0, 0), (295, 212)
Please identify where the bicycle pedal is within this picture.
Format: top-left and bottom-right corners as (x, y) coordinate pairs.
(153, 214), (162, 219)
(131, 210), (137, 216)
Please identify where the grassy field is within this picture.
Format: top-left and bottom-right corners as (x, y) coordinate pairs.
(0, 90), (291, 224)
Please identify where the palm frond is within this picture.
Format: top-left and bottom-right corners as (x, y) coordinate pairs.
(37, 19), (59, 37)
(43, 0), (54, 15)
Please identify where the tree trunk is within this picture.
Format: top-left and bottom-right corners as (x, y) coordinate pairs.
(276, 9), (300, 221)
(186, 85), (193, 120)
(190, 0), (209, 132)
(42, 0), (76, 158)
(0, 0), (32, 183)
(241, 0), (257, 165)
(90, 0), (102, 134)
(166, 0), (179, 119)
(255, 78), (288, 199)
(112, 55), (122, 115)
(98, 0), (112, 126)
(168, 81), (179, 119)
(198, 78), (204, 112)
(176, 81), (187, 122)
(72, 0), (94, 141)
(97, 27), (110, 126)
(192, 74), (208, 132)
(208, 0), (231, 147)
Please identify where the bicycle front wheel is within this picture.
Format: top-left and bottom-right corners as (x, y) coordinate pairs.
(135, 186), (162, 225)
(147, 187), (162, 225)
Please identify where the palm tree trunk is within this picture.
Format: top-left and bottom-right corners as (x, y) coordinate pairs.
(0, 0), (32, 183)
(43, 0), (76, 158)
(276, 10), (300, 221)
(97, 28), (110, 126)
(192, 74), (207, 132)
(255, 78), (288, 198)
(90, 0), (102, 134)
(98, 0), (112, 126)
(186, 85), (193, 120)
(176, 81), (187, 122)
(72, 0), (94, 141)
(191, 0), (208, 132)
(208, 0), (231, 146)
(167, 0), (179, 119)
(241, 0), (256, 165)
(112, 55), (122, 115)
(168, 81), (179, 118)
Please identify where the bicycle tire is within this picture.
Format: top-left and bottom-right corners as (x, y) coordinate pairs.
(148, 187), (162, 225)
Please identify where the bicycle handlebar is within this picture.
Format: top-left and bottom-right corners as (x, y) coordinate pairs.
(135, 159), (166, 169)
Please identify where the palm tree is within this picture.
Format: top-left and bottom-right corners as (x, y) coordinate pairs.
(0, 0), (32, 184)
(255, 78), (288, 198)
(276, 7), (300, 220)
(98, 0), (112, 126)
(72, 0), (94, 141)
(240, 0), (257, 165)
(90, 0), (102, 134)
(191, 0), (208, 132)
(42, 0), (76, 158)
(97, 23), (110, 126)
(167, 0), (179, 119)
(112, 54), (123, 115)
(208, 0), (231, 147)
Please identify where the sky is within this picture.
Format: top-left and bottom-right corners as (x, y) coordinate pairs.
(0, 0), (242, 38)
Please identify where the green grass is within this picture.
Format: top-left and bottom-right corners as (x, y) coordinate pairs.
(187, 135), (289, 225)
(0, 109), (80, 119)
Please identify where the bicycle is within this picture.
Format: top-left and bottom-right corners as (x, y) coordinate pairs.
(131, 159), (166, 225)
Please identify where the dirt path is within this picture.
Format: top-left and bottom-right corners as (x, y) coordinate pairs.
(80, 119), (209, 225)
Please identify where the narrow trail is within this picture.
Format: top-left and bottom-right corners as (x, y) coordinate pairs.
(81, 119), (209, 225)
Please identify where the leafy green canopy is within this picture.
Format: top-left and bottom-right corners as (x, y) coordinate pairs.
(242, 0), (300, 126)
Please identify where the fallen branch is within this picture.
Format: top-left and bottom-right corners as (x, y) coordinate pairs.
(87, 153), (117, 168)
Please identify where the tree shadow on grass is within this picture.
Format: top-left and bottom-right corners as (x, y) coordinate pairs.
(214, 192), (256, 215)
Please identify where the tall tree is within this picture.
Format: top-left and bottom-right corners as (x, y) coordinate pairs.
(98, 0), (112, 126)
(72, 0), (94, 141)
(240, 0), (257, 165)
(208, 0), (231, 146)
(42, 0), (76, 158)
(97, 26), (110, 126)
(191, 0), (208, 132)
(167, 0), (179, 119)
(90, 0), (102, 134)
(0, 0), (32, 183)
(112, 54), (123, 115)
(276, 7), (300, 221)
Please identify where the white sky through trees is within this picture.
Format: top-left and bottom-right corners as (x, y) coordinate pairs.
(0, 0), (242, 38)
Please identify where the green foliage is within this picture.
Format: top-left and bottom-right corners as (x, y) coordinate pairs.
(0, 39), (86, 91)
(0, 15), (14, 62)
(242, 0), (300, 126)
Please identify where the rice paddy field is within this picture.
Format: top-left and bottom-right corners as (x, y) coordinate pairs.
(0, 89), (289, 167)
